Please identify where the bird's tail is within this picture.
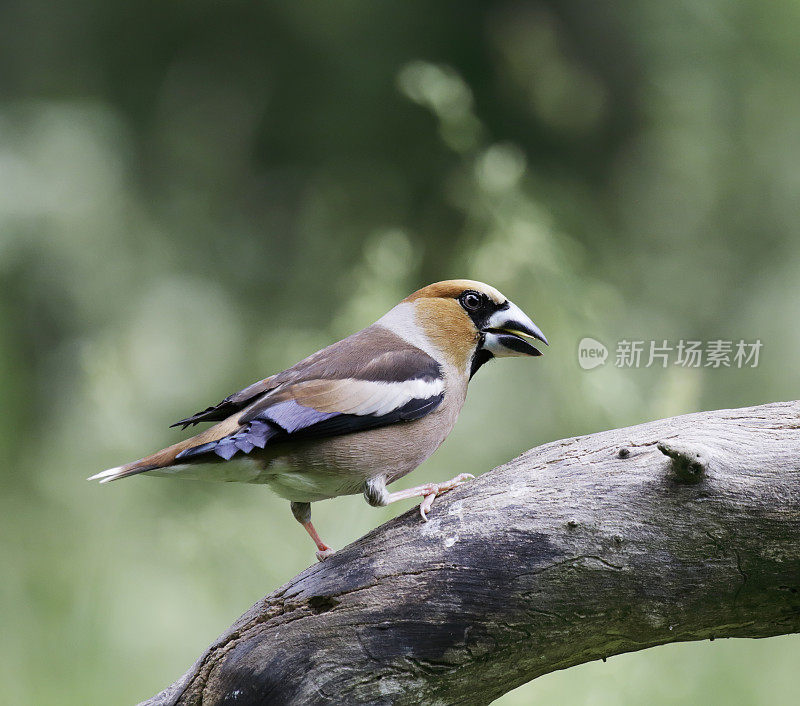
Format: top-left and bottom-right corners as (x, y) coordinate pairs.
(87, 416), (243, 483)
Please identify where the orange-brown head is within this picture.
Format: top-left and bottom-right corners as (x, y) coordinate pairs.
(391, 279), (547, 376)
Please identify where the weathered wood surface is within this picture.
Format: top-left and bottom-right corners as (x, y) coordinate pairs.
(141, 401), (800, 706)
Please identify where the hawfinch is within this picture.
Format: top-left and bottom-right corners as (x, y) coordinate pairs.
(90, 280), (547, 560)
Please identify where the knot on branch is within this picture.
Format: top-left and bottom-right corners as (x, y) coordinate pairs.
(657, 440), (709, 483)
(308, 595), (339, 614)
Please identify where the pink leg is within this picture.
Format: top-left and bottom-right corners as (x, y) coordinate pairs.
(383, 473), (475, 521)
(302, 521), (335, 562)
(291, 502), (335, 561)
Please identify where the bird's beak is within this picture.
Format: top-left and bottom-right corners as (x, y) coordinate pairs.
(480, 301), (548, 357)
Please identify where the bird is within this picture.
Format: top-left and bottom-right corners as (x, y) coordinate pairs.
(89, 280), (547, 560)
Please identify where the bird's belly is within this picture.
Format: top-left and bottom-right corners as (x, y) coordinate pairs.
(258, 408), (463, 501)
(262, 465), (366, 503)
(144, 459), (369, 502)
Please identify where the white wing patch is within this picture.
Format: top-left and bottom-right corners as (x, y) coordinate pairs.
(292, 377), (444, 416)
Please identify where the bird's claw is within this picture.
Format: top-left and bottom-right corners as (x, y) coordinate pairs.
(418, 473), (475, 521)
(315, 548), (336, 562)
(419, 493), (436, 521)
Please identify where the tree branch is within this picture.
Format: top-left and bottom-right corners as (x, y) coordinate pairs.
(140, 401), (800, 706)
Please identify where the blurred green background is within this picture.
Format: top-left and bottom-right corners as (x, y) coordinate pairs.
(1, 1), (798, 704)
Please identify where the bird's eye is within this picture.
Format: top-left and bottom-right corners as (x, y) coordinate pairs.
(460, 291), (482, 311)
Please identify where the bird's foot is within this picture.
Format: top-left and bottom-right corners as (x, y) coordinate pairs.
(315, 547), (336, 562)
(419, 473), (475, 521)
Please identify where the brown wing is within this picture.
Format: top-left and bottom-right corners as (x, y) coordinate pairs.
(171, 324), (440, 428)
(172, 325), (445, 462)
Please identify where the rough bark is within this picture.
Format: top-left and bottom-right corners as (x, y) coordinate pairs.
(140, 401), (800, 706)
